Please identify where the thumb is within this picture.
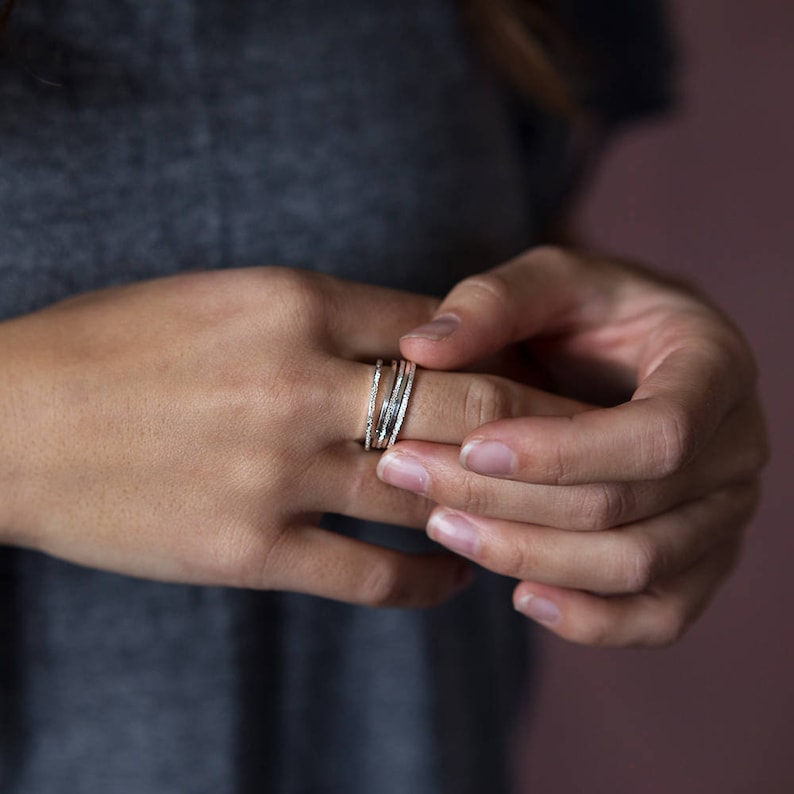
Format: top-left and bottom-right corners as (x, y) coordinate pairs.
(400, 247), (586, 370)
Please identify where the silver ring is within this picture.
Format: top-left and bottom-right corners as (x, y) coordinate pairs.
(364, 359), (383, 451)
(373, 360), (398, 446)
(363, 359), (418, 451)
(388, 360), (416, 447)
(375, 359), (407, 448)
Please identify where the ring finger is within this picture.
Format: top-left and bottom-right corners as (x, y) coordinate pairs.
(330, 359), (589, 447)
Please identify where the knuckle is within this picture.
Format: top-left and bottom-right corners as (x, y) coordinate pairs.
(463, 375), (515, 430)
(540, 439), (567, 485)
(262, 363), (333, 436)
(571, 615), (617, 648)
(649, 408), (697, 478)
(576, 483), (634, 531)
(500, 542), (534, 580)
(648, 604), (688, 648)
(262, 268), (328, 328)
(456, 475), (491, 516)
(457, 272), (513, 314)
(358, 558), (409, 607)
(521, 244), (570, 271)
(616, 536), (663, 594)
(262, 265), (315, 296)
(528, 244), (570, 265)
(210, 522), (287, 589)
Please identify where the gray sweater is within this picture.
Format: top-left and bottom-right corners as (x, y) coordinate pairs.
(0, 1), (673, 792)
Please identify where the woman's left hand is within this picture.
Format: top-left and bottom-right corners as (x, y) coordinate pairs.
(377, 247), (768, 647)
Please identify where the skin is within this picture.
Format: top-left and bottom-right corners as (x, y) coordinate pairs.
(0, 249), (767, 646)
(379, 246), (768, 647)
(0, 266), (576, 608)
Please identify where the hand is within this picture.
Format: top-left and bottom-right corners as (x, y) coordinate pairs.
(379, 246), (768, 645)
(0, 267), (556, 607)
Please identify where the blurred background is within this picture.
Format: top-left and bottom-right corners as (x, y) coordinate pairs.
(519, 0), (794, 791)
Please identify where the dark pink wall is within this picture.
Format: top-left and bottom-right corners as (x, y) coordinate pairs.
(519, 1), (794, 791)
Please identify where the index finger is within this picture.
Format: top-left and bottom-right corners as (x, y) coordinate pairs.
(460, 345), (755, 484)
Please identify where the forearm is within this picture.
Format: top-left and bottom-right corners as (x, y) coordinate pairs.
(0, 319), (35, 544)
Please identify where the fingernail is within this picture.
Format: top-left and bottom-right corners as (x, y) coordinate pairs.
(401, 313), (461, 341)
(376, 452), (429, 495)
(461, 440), (516, 476)
(515, 594), (560, 626)
(427, 511), (480, 556)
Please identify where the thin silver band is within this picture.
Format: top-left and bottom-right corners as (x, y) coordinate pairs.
(364, 359), (383, 451)
(388, 360), (416, 447)
(373, 360), (398, 445)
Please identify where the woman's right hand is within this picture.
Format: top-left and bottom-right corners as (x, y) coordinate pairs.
(0, 268), (567, 607)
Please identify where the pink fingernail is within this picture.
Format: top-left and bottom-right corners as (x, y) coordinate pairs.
(376, 453), (429, 495)
(427, 511), (480, 556)
(461, 440), (516, 476)
(515, 594), (560, 625)
(401, 314), (460, 341)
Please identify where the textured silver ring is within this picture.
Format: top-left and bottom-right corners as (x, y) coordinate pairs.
(363, 359), (418, 451)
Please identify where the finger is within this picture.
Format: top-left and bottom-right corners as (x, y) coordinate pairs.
(333, 359), (591, 445)
(317, 442), (437, 529)
(423, 482), (757, 593)
(457, 340), (755, 485)
(399, 247), (587, 370)
(320, 276), (440, 359)
(399, 249), (757, 483)
(377, 399), (767, 528)
(399, 248), (753, 386)
(512, 537), (744, 647)
(260, 523), (473, 608)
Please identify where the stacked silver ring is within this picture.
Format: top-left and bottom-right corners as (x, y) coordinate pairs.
(364, 359), (417, 451)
